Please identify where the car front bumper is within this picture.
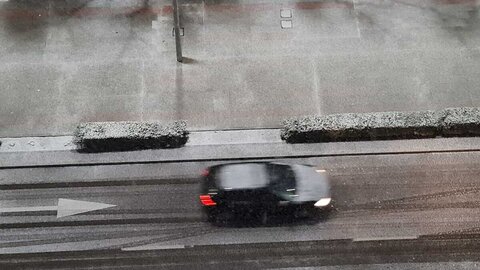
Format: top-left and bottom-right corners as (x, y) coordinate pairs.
(314, 198), (332, 208)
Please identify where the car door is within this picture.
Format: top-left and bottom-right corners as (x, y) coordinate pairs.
(268, 164), (297, 203)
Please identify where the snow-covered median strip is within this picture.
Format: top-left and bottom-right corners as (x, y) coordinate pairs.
(74, 121), (189, 152)
(281, 107), (480, 144)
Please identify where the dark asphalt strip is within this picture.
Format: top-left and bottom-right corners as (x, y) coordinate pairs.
(0, 178), (199, 190)
(0, 225), (212, 249)
(3, 148), (480, 170)
(345, 187), (480, 210)
(0, 217), (203, 229)
(1, 237), (480, 269)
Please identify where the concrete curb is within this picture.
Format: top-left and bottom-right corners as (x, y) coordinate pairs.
(0, 129), (282, 153)
(2, 136), (480, 169)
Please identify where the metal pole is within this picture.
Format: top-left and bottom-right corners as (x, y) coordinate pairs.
(173, 0), (183, 62)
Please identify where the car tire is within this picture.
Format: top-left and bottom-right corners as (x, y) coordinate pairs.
(259, 210), (269, 226)
(294, 206), (311, 219)
(206, 212), (217, 223)
(212, 208), (234, 226)
(310, 204), (333, 222)
(202, 208), (215, 222)
(319, 205), (333, 220)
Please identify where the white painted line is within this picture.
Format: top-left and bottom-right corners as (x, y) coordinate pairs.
(0, 206), (57, 213)
(122, 245), (186, 251)
(122, 239), (358, 252)
(352, 0), (362, 38)
(140, 61), (146, 121)
(353, 235), (418, 242)
(311, 59), (322, 115)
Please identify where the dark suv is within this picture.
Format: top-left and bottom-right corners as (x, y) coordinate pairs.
(199, 162), (331, 224)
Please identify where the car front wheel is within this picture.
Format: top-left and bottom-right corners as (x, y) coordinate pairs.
(259, 210), (269, 225)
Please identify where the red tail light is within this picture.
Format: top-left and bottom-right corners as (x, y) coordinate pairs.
(199, 195), (216, 206)
(201, 169), (209, 177)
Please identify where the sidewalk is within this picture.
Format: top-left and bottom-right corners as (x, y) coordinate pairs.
(1, 0), (479, 137)
(2, 129), (480, 169)
(0, 129), (282, 153)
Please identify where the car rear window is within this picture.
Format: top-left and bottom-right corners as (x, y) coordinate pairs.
(216, 164), (269, 190)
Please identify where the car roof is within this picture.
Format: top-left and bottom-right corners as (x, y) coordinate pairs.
(214, 163), (271, 190)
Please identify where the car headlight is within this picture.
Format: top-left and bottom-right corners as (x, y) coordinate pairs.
(314, 198), (331, 207)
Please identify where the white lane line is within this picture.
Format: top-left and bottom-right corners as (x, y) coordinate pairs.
(0, 236), (154, 254)
(121, 238), (357, 252)
(122, 244), (186, 251)
(0, 206), (57, 213)
(353, 235), (418, 242)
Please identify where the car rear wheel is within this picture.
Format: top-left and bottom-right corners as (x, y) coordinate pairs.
(209, 208), (235, 226)
(206, 212), (217, 223)
(203, 208), (221, 224)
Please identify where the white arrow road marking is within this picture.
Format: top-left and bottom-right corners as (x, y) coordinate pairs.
(0, 206), (58, 213)
(56, 199), (116, 218)
(0, 199), (116, 218)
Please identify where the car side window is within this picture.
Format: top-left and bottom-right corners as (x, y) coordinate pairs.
(269, 165), (296, 197)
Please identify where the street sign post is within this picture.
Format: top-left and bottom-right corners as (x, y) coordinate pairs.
(173, 0), (183, 62)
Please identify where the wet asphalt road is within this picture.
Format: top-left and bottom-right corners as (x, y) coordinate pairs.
(2, 151), (480, 268)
